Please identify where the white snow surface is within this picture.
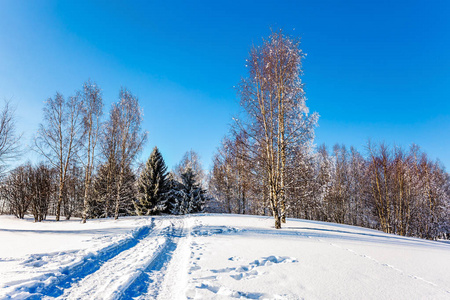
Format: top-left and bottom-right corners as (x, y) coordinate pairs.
(0, 214), (449, 299)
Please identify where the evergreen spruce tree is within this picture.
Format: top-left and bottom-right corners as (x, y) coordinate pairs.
(165, 171), (182, 214)
(175, 166), (207, 214)
(92, 159), (117, 218)
(92, 157), (137, 218)
(135, 147), (168, 215)
(119, 166), (138, 216)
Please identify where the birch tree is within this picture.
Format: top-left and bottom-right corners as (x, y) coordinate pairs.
(237, 30), (317, 228)
(99, 101), (120, 218)
(35, 93), (84, 221)
(80, 80), (103, 223)
(110, 88), (147, 220)
(0, 100), (22, 174)
(174, 150), (205, 187)
(209, 132), (253, 214)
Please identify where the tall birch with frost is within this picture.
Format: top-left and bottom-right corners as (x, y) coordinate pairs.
(237, 30), (317, 228)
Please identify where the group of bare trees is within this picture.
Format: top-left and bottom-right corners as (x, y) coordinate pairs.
(1, 81), (148, 221)
(366, 143), (450, 239)
(1, 163), (54, 221)
(210, 136), (450, 239)
(209, 30), (450, 239)
(0, 100), (24, 215)
(0, 80), (209, 221)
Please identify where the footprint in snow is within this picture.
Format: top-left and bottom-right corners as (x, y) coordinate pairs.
(196, 282), (268, 299)
(191, 226), (240, 237)
(228, 256), (241, 261)
(208, 255), (297, 281)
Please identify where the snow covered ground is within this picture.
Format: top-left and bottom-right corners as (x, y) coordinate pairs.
(0, 214), (449, 299)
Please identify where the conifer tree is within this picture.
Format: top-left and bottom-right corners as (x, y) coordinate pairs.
(165, 171), (182, 214)
(135, 147), (168, 215)
(92, 157), (136, 218)
(174, 166), (207, 214)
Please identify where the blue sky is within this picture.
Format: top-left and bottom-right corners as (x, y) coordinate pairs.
(0, 0), (449, 170)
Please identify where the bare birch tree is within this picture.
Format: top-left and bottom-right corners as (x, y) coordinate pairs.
(80, 80), (103, 223)
(209, 132), (253, 214)
(174, 150), (205, 187)
(109, 88), (147, 220)
(99, 102), (120, 218)
(35, 93), (84, 221)
(237, 30), (317, 228)
(0, 100), (22, 174)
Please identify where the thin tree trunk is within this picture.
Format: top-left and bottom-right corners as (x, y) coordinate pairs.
(114, 162), (124, 220)
(270, 185), (281, 229)
(56, 179), (63, 222)
(82, 125), (92, 224)
(278, 79), (287, 223)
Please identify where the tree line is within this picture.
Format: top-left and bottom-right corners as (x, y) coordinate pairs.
(208, 30), (450, 239)
(0, 81), (207, 221)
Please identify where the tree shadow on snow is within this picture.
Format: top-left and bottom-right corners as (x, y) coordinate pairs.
(191, 224), (450, 250)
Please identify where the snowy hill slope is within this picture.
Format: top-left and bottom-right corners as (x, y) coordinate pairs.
(0, 214), (449, 299)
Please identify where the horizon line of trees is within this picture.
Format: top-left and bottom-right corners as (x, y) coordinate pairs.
(209, 136), (450, 239)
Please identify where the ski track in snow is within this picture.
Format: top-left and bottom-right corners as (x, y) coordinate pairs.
(0, 216), (191, 300)
(59, 217), (185, 300)
(122, 217), (187, 300)
(1, 219), (156, 299)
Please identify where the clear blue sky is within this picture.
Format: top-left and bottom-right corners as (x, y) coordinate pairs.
(0, 0), (449, 170)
